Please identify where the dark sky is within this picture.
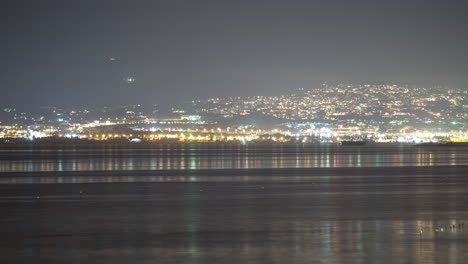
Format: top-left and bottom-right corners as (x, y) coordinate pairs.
(2, 0), (468, 110)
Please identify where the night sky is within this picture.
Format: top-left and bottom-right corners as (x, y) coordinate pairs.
(3, 0), (468, 110)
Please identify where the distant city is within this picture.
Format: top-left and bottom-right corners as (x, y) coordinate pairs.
(1, 83), (467, 144)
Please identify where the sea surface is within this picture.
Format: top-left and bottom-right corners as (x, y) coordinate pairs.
(1, 143), (468, 263)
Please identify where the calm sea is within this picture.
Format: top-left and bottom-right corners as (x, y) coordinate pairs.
(1, 143), (468, 263)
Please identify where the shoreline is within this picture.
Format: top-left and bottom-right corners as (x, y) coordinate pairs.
(0, 141), (422, 149)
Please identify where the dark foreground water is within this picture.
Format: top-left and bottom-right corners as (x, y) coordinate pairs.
(1, 144), (468, 263)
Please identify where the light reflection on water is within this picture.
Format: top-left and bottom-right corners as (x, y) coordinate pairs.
(1, 145), (467, 173)
(1, 145), (468, 263)
(1, 181), (467, 264)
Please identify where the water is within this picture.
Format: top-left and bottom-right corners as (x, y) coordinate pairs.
(1, 144), (467, 173)
(1, 144), (468, 263)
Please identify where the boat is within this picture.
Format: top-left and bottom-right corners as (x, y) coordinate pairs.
(341, 141), (367, 146)
(417, 142), (468, 147)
